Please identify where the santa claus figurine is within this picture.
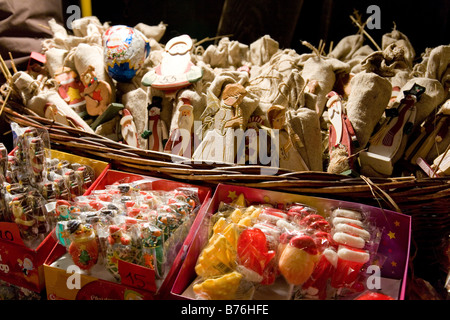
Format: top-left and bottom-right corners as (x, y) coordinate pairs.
(164, 98), (195, 158)
(142, 96), (168, 152)
(120, 108), (140, 148)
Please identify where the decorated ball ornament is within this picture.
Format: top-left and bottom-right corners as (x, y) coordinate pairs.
(103, 25), (150, 82)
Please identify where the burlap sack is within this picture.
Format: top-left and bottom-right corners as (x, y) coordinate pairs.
(72, 43), (108, 82)
(288, 108), (323, 171)
(360, 42), (411, 77)
(202, 37), (249, 68)
(271, 69), (305, 112)
(328, 34), (365, 62)
(95, 116), (120, 141)
(381, 28), (416, 68)
(424, 100), (450, 164)
(299, 55), (350, 116)
(249, 35), (280, 67)
(134, 22), (167, 42)
(71, 16), (104, 38)
(207, 70), (258, 123)
(247, 50), (303, 120)
(12, 71), (40, 104)
(424, 45), (450, 93)
(345, 71), (392, 151)
(71, 43), (115, 102)
(45, 47), (69, 78)
(398, 77), (446, 127)
(348, 45), (375, 73)
(121, 88), (149, 149)
(27, 89), (93, 133)
(45, 18), (102, 50)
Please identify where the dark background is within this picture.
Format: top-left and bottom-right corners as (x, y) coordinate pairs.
(80, 0), (449, 60)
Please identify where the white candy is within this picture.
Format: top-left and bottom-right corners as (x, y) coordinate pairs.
(333, 231), (366, 249)
(334, 223), (370, 241)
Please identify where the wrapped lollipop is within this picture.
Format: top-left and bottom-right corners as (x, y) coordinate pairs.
(63, 169), (80, 201)
(298, 214), (332, 233)
(105, 222), (140, 280)
(26, 190), (49, 238)
(140, 222), (164, 277)
(28, 137), (46, 186)
(300, 247), (338, 300)
(74, 166), (95, 195)
(331, 208), (365, 227)
(9, 194), (36, 242)
(54, 199), (80, 221)
(278, 233), (320, 295)
(66, 220), (99, 272)
(257, 207), (289, 226)
(236, 228), (276, 285)
(286, 203), (318, 222)
(330, 245), (370, 289)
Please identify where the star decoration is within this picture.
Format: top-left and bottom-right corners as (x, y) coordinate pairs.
(387, 231), (396, 239)
(394, 221), (400, 227)
(228, 191), (237, 201)
(391, 261), (397, 267)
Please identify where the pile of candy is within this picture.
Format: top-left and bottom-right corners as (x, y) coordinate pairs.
(50, 179), (200, 282)
(192, 195), (385, 300)
(0, 123), (95, 246)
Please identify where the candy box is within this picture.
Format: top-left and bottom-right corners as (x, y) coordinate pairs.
(0, 149), (109, 293)
(170, 184), (412, 300)
(44, 169), (211, 300)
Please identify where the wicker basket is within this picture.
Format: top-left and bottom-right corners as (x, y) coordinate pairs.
(2, 95), (450, 298)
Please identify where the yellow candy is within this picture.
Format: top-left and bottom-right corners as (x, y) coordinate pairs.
(193, 271), (243, 300)
(212, 217), (229, 235)
(230, 208), (243, 224)
(238, 216), (252, 227)
(195, 234), (236, 278)
(221, 223), (240, 248)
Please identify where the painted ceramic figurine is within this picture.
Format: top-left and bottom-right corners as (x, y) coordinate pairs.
(267, 105), (309, 172)
(141, 34), (202, 97)
(120, 108), (140, 148)
(142, 96), (168, 152)
(54, 67), (86, 112)
(80, 65), (112, 116)
(326, 91), (358, 171)
(360, 83), (426, 175)
(67, 220), (99, 272)
(164, 98), (195, 157)
(193, 83), (248, 163)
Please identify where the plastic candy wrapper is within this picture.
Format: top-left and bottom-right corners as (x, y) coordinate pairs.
(11, 122), (50, 186)
(51, 180), (201, 282)
(295, 207), (383, 300)
(4, 187), (50, 246)
(192, 199), (384, 300)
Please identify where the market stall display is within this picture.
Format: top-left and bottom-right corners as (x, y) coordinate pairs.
(0, 12), (448, 300)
